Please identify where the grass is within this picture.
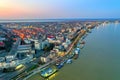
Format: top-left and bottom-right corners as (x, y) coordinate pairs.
(27, 73), (44, 80)
(26, 64), (39, 72)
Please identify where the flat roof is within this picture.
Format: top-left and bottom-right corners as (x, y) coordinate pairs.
(0, 38), (5, 41)
(17, 45), (31, 50)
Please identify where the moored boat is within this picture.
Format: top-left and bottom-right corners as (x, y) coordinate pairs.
(56, 62), (64, 69)
(73, 48), (80, 59)
(80, 44), (84, 49)
(73, 53), (79, 59)
(80, 41), (85, 44)
(66, 59), (72, 64)
(40, 66), (58, 78)
(55, 59), (65, 69)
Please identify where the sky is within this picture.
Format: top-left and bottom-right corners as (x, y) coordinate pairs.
(0, 0), (120, 19)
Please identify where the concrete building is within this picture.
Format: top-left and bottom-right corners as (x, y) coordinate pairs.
(40, 40), (50, 50)
(16, 45), (32, 59)
(40, 51), (57, 63)
(5, 55), (14, 62)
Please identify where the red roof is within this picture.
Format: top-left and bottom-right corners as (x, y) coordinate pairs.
(47, 35), (55, 38)
(0, 42), (4, 46)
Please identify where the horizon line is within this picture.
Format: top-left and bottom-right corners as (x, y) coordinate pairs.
(0, 18), (120, 23)
(0, 18), (120, 20)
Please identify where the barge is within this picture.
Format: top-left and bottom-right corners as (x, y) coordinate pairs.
(40, 66), (58, 78)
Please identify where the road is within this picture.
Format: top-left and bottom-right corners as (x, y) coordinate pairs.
(9, 38), (21, 56)
(0, 62), (36, 80)
(0, 50), (44, 80)
(0, 66), (26, 80)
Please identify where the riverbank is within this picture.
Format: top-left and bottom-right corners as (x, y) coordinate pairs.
(26, 26), (95, 80)
(10, 22), (99, 80)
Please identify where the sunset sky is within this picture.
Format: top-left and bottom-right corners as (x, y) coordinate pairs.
(0, 0), (120, 19)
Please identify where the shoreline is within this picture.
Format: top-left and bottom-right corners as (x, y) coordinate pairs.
(22, 26), (95, 80)
(0, 22), (100, 80)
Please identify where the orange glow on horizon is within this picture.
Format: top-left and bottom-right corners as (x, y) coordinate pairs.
(0, 0), (39, 19)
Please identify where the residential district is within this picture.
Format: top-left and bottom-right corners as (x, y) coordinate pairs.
(0, 20), (119, 80)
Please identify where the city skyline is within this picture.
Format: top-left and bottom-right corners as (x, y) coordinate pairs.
(0, 0), (120, 19)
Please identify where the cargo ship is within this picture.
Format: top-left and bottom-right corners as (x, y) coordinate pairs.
(40, 66), (58, 78)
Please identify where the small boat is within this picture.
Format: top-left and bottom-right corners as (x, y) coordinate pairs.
(77, 43), (80, 48)
(73, 53), (79, 59)
(87, 29), (92, 33)
(56, 62), (64, 69)
(80, 41), (85, 44)
(80, 44), (84, 49)
(66, 59), (72, 64)
(73, 48), (80, 59)
(55, 58), (67, 69)
(40, 66), (58, 78)
(75, 48), (80, 53)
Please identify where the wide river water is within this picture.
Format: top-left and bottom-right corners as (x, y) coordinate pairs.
(49, 23), (120, 80)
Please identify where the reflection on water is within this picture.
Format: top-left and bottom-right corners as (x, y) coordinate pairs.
(46, 73), (58, 80)
(50, 23), (120, 80)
